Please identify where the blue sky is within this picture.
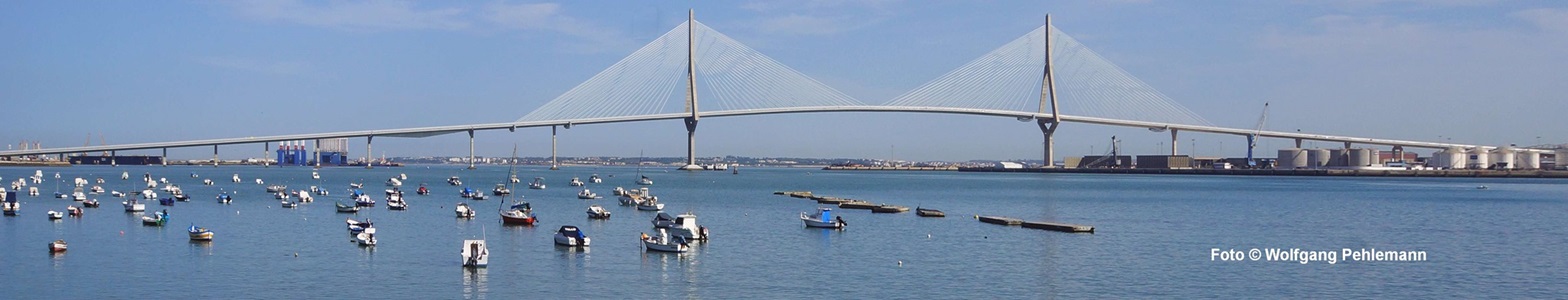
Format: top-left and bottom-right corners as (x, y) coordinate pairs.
(3, 1), (1566, 161)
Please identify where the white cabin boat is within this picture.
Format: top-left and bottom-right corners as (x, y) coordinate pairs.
(577, 189), (599, 199)
(356, 228), (377, 246)
(802, 207), (845, 229)
(462, 240), (488, 268)
(585, 205), (611, 219)
(528, 177), (546, 190)
(641, 229), (689, 253)
(455, 202), (475, 218)
(569, 177), (584, 187)
(553, 225), (591, 247)
(652, 212), (708, 240)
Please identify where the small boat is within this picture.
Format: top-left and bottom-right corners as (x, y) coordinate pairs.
(188, 225), (214, 241)
(266, 185), (287, 193)
(346, 218), (372, 233)
(47, 210), (64, 220)
(280, 200), (297, 208)
(498, 201), (537, 225)
(455, 202), (475, 218)
(124, 171), (131, 180)
(159, 197), (176, 206)
(142, 210), (169, 226)
(3, 198), (18, 216)
(652, 212), (708, 240)
(399, 173), (408, 180)
(312, 186), (329, 196)
(355, 194), (376, 207)
(255, 178), (264, 185)
(916, 206), (946, 217)
(509, 175), (520, 183)
(461, 239), (488, 268)
(173, 193), (190, 202)
(82, 199), (100, 208)
(355, 228), (377, 246)
(447, 176), (462, 186)
(569, 177), (584, 187)
(50, 239), (68, 252)
(618, 187), (649, 206)
(216, 193), (233, 204)
(202, 179), (213, 185)
(641, 229), (689, 253)
(801, 207), (845, 229)
(311, 171), (320, 180)
(636, 197), (664, 211)
(386, 177), (402, 187)
(335, 201), (360, 213)
(589, 175), (602, 183)
(585, 205), (611, 219)
(528, 177), (546, 190)
(577, 189), (599, 199)
(123, 198), (145, 212)
(460, 187), (478, 199)
(387, 197), (408, 210)
(553, 225), (591, 247)
(492, 184), (511, 196)
(1476, 185), (1489, 190)
(416, 185), (429, 195)
(612, 187), (627, 196)
(471, 193), (488, 200)
(67, 206), (83, 217)
(231, 174), (240, 183)
(296, 191), (314, 203)
(349, 182), (363, 189)
(636, 176), (653, 186)
(140, 189), (157, 199)
(90, 185), (104, 194)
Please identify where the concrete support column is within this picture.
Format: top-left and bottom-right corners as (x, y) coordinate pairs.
(1343, 141), (1352, 149)
(1037, 119), (1058, 168)
(1295, 138), (1303, 148)
(365, 136), (374, 169)
(160, 149), (166, 167)
(111, 150), (117, 167)
(313, 139), (321, 169)
(550, 126), (559, 170)
(1170, 129), (1179, 156)
(263, 142), (270, 168)
(212, 145), (218, 167)
(679, 117), (702, 170)
(467, 130), (476, 170)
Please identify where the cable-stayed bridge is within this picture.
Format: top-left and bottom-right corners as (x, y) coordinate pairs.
(0, 14), (1497, 168)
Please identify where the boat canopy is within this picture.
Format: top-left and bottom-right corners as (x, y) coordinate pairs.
(558, 226), (584, 238)
(655, 213), (675, 222)
(820, 208), (832, 220)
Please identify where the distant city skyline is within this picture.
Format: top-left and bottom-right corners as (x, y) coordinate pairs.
(4, 1), (1566, 161)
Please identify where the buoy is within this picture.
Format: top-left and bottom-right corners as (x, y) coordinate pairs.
(897, 260), (903, 266)
(294, 252), (299, 257)
(927, 233), (932, 239)
(120, 230), (124, 235)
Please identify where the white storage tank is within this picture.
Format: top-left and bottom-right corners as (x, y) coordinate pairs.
(1328, 149), (1350, 167)
(1518, 151), (1541, 169)
(1347, 148), (1373, 167)
(1491, 146), (1516, 169)
(1446, 147), (1467, 169)
(1306, 149), (1331, 168)
(1468, 147), (1490, 169)
(1277, 149), (1307, 169)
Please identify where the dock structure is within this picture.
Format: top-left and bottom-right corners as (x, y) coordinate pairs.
(1022, 221), (1094, 233)
(838, 201), (879, 210)
(978, 216), (1023, 225)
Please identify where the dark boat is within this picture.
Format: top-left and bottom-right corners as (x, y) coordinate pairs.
(871, 205), (909, 213)
(915, 207), (945, 217)
(159, 198), (176, 206)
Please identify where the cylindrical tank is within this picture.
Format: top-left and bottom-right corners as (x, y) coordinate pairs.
(1446, 147), (1467, 169)
(1430, 150), (1449, 168)
(1277, 149), (1307, 169)
(1328, 149), (1350, 167)
(1347, 148), (1373, 167)
(1306, 149), (1331, 168)
(1491, 146), (1516, 169)
(1518, 151), (1541, 169)
(1469, 147), (1490, 169)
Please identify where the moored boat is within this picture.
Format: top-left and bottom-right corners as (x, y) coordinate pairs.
(417, 184), (429, 195)
(636, 176), (653, 186)
(67, 206), (83, 217)
(553, 225), (591, 247)
(216, 193), (232, 204)
(188, 225), (214, 241)
(47, 210), (64, 220)
(652, 212), (709, 240)
(142, 210), (169, 226)
(585, 205), (611, 219)
(447, 176), (462, 186)
(82, 198), (100, 208)
(462, 239), (488, 268)
(387, 197), (408, 210)
(336, 201), (360, 213)
(492, 184), (511, 196)
(801, 207), (845, 229)
(589, 175), (602, 183)
(355, 227), (377, 246)
(577, 189), (599, 199)
(640, 229), (689, 253)
(346, 218), (372, 233)
(3, 196), (18, 216)
(498, 201), (537, 225)
(455, 202), (475, 218)
(871, 205), (910, 213)
(569, 177), (584, 187)
(528, 177), (546, 190)
(636, 197), (664, 211)
(50, 239), (68, 252)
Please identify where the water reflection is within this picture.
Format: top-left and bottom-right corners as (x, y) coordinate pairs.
(189, 240), (214, 256)
(461, 267), (488, 299)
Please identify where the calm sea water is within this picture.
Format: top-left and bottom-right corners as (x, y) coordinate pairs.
(3, 165), (1565, 298)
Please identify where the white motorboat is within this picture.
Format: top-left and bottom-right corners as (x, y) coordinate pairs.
(399, 173), (407, 180)
(455, 202), (475, 218)
(90, 185), (104, 194)
(585, 205), (611, 219)
(72, 189), (87, 201)
(491, 184), (511, 196)
(312, 171), (320, 180)
(296, 190), (314, 202)
(589, 175), (602, 184)
(202, 179), (213, 185)
(355, 194), (375, 207)
(636, 176), (653, 185)
(387, 197), (408, 210)
(255, 178), (264, 185)
(509, 175), (520, 183)
(386, 177), (402, 187)
(652, 212), (709, 240)
(231, 174), (240, 183)
(265, 185), (287, 193)
(122, 171), (131, 180)
(3, 199), (18, 216)
(447, 176), (462, 186)
(462, 239), (488, 268)
(110, 191), (125, 198)
(346, 218), (373, 233)
(577, 189), (599, 199)
(569, 177), (584, 187)
(50, 239), (68, 252)
(641, 229), (689, 253)
(802, 207), (846, 229)
(553, 225), (591, 247)
(617, 187), (650, 206)
(216, 193), (232, 204)
(47, 210), (64, 220)
(636, 196), (664, 211)
(280, 200), (297, 208)
(612, 187), (627, 196)
(141, 210), (168, 226)
(528, 177), (546, 190)
(123, 198), (146, 212)
(356, 228), (377, 246)
(140, 189), (157, 199)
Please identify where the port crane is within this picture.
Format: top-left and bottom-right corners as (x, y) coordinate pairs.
(1084, 136), (1123, 168)
(1246, 103), (1269, 168)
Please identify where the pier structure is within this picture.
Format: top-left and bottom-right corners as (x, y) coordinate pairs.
(2, 13), (1541, 167)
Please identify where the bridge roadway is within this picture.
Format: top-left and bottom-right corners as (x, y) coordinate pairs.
(0, 105), (1493, 158)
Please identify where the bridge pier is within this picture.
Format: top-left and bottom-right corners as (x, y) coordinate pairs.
(313, 139), (320, 169)
(212, 145), (218, 167)
(467, 130), (476, 170)
(160, 148), (166, 167)
(1037, 119), (1058, 168)
(111, 150), (117, 167)
(263, 142), (270, 168)
(550, 126), (559, 170)
(1170, 129), (1179, 155)
(1295, 138), (1302, 148)
(365, 136), (374, 169)
(680, 117), (703, 170)
(1343, 141), (1352, 149)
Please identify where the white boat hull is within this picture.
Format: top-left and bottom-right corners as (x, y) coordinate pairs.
(802, 218), (843, 229)
(553, 234), (591, 247)
(637, 203), (664, 211)
(462, 240), (488, 267)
